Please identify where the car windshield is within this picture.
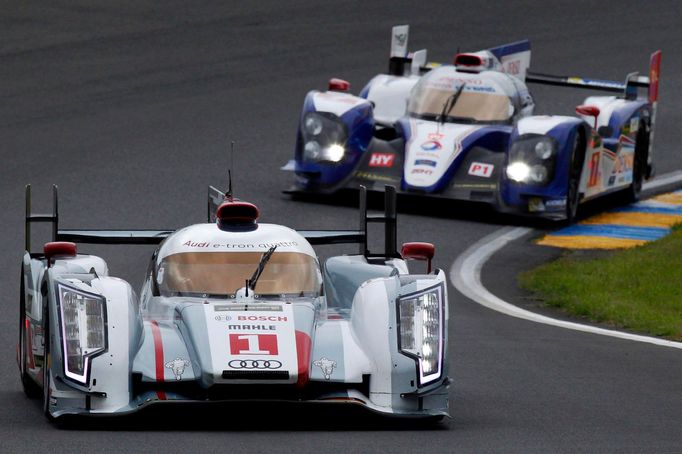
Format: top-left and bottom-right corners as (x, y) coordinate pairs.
(157, 251), (321, 297)
(407, 69), (513, 123)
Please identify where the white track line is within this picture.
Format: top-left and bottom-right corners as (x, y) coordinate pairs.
(449, 171), (682, 349)
(643, 169), (682, 191)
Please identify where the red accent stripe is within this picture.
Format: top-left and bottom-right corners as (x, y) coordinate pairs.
(295, 330), (312, 388)
(150, 321), (167, 400)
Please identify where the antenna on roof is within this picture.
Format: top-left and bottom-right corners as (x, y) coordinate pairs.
(226, 141), (235, 201)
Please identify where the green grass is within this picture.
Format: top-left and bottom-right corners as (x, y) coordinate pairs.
(520, 226), (682, 340)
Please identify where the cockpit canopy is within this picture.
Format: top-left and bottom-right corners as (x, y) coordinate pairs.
(157, 251), (321, 297)
(407, 66), (515, 123)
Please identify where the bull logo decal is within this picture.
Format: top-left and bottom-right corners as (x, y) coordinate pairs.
(313, 357), (337, 380)
(165, 357), (191, 380)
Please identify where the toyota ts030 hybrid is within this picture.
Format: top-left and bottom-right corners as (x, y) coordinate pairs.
(18, 184), (449, 420)
(283, 25), (662, 221)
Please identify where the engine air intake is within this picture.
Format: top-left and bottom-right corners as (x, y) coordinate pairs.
(216, 201), (260, 230)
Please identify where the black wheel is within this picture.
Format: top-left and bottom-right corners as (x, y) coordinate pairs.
(565, 131), (585, 223)
(42, 304), (54, 420)
(19, 273), (41, 398)
(623, 120), (649, 203)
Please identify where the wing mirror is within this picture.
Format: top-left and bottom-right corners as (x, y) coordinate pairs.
(575, 105), (600, 129)
(401, 242), (435, 273)
(328, 78), (350, 92)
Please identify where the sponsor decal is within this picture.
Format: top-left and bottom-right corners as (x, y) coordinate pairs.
(165, 357), (190, 380)
(238, 315), (287, 322)
(468, 162), (494, 178)
(394, 31), (407, 47)
(316, 91), (361, 105)
(354, 171), (399, 182)
(183, 241), (298, 249)
(411, 168), (433, 175)
(545, 199), (567, 207)
(613, 154), (634, 174)
(452, 182), (496, 190)
(428, 132), (444, 140)
(505, 59), (521, 75)
(229, 333), (278, 355)
(215, 315), (232, 321)
(227, 324), (276, 331)
(227, 359), (282, 370)
(414, 159), (437, 167)
(588, 152), (600, 188)
(313, 357), (337, 380)
(368, 152), (395, 167)
(215, 304), (282, 312)
(420, 140), (442, 151)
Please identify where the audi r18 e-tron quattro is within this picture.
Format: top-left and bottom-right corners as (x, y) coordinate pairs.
(283, 25), (662, 221)
(18, 184), (449, 420)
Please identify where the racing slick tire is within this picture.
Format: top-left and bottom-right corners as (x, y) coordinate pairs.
(565, 130), (585, 223)
(622, 120), (649, 204)
(19, 273), (41, 398)
(41, 303), (54, 420)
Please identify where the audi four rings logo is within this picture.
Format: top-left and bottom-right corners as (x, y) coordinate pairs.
(228, 359), (282, 369)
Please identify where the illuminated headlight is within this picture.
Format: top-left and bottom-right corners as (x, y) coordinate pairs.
(300, 112), (348, 163)
(57, 283), (107, 384)
(325, 144), (345, 162)
(398, 284), (444, 386)
(507, 134), (558, 185)
(303, 142), (345, 162)
(506, 161), (530, 182)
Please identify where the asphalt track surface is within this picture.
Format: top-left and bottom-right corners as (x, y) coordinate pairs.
(2, 2), (681, 452)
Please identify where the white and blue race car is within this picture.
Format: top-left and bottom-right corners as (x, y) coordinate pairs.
(19, 184), (449, 421)
(283, 25), (662, 221)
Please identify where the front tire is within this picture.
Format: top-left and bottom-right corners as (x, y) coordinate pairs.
(19, 273), (41, 398)
(42, 305), (54, 420)
(565, 131), (585, 223)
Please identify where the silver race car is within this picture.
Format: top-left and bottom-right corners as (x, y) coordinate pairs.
(18, 184), (449, 421)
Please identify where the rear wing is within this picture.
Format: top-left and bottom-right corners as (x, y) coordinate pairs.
(25, 184), (400, 258)
(527, 50), (662, 102)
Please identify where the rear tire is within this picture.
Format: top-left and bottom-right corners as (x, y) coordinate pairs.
(19, 273), (41, 398)
(623, 120), (649, 203)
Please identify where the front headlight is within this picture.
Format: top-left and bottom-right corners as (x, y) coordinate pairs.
(300, 112), (348, 163)
(57, 283), (107, 384)
(506, 134), (558, 185)
(398, 284), (445, 386)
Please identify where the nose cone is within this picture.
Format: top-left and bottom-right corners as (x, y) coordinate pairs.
(182, 301), (315, 387)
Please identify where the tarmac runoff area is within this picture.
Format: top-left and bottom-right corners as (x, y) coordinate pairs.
(450, 171), (682, 349)
(537, 190), (682, 249)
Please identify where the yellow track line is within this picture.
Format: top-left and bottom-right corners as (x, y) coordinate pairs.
(536, 235), (648, 249)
